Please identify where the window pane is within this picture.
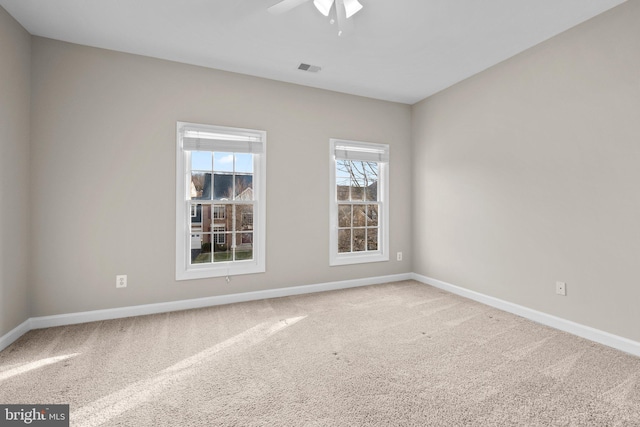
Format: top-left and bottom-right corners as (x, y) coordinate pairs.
(214, 152), (234, 172)
(191, 233), (212, 264)
(200, 204), (212, 232)
(367, 228), (378, 251)
(367, 205), (378, 226)
(353, 229), (366, 252)
(190, 172), (211, 200)
(338, 205), (351, 227)
(235, 174), (253, 200)
(236, 233), (253, 260)
(365, 180), (378, 201)
(212, 204), (232, 235)
(236, 204), (254, 231)
(190, 204), (212, 265)
(190, 203), (211, 236)
(364, 162), (379, 201)
(351, 179), (364, 201)
(190, 204), (202, 225)
(212, 225), (226, 245)
(336, 161), (350, 201)
(213, 173), (233, 200)
(191, 151), (212, 171)
(212, 204), (226, 220)
(338, 229), (351, 253)
(336, 160), (350, 176)
(235, 153), (253, 173)
(213, 234), (233, 262)
(338, 161), (379, 202)
(353, 205), (366, 227)
(337, 184), (349, 201)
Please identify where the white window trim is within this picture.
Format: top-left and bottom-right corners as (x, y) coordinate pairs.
(176, 121), (266, 280)
(329, 138), (389, 266)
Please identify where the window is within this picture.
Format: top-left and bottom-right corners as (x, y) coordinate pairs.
(213, 205), (226, 219)
(176, 122), (266, 280)
(213, 225), (226, 245)
(329, 139), (389, 266)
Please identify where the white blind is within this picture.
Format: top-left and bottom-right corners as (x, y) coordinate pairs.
(180, 125), (264, 154)
(334, 140), (389, 163)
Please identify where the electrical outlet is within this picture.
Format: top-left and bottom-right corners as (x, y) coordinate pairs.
(397, 252), (403, 261)
(555, 281), (566, 296)
(116, 275), (127, 288)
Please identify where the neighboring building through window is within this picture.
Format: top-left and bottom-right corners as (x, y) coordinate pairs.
(176, 122), (266, 280)
(329, 139), (389, 266)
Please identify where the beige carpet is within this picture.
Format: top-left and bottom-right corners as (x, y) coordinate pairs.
(1, 280), (640, 426)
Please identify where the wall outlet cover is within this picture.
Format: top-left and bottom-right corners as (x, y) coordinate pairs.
(116, 275), (127, 288)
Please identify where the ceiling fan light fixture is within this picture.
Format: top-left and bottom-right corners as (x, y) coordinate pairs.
(313, 0), (334, 17)
(343, 0), (363, 18)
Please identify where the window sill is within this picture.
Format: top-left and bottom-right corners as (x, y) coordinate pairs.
(176, 260), (265, 281)
(330, 252), (389, 267)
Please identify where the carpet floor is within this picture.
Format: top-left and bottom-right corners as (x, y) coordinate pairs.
(1, 280), (640, 426)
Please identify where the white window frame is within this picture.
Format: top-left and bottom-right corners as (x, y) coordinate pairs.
(329, 138), (389, 266)
(176, 121), (266, 280)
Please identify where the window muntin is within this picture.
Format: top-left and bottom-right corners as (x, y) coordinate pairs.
(330, 139), (389, 266)
(176, 122), (265, 280)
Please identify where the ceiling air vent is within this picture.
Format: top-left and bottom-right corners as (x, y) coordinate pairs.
(298, 63), (322, 73)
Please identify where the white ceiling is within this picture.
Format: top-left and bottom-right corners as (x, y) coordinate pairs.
(1, 0), (626, 104)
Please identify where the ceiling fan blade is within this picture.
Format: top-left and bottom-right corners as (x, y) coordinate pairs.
(343, 0), (363, 18)
(334, 0), (354, 37)
(313, 0), (335, 16)
(268, 0), (311, 15)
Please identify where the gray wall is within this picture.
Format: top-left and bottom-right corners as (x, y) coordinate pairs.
(0, 7), (31, 336)
(412, 1), (640, 341)
(29, 37), (412, 316)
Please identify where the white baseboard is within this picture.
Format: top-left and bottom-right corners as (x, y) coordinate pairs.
(2, 273), (412, 350)
(0, 319), (31, 353)
(412, 273), (640, 358)
(3, 272), (639, 359)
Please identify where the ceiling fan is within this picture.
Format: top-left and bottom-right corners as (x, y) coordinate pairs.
(268, 0), (364, 36)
